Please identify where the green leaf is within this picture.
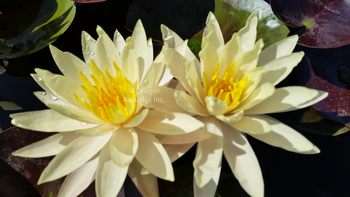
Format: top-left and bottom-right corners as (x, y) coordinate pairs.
(189, 0), (289, 55)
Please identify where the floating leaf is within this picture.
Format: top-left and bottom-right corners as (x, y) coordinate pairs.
(270, 0), (350, 48)
(295, 44), (350, 130)
(0, 0), (76, 59)
(0, 96), (22, 110)
(189, 0), (289, 55)
(70, 0), (106, 3)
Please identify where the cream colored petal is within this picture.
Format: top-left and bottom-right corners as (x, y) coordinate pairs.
(174, 90), (209, 116)
(205, 96), (228, 116)
(46, 103), (105, 125)
(137, 87), (190, 115)
(123, 108), (149, 127)
(11, 109), (99, 132)
(157, 129), (212, 145)
(161, 24), (184, 48)
(34, 91), (67, 107)
(113, 29), (126, 54)
(281, 90), (328, 113)
(77, 123), (118, 136)
(193, 117), (223, 188)
(200, 37), (218, 82)
(238, 12), (258, 53)
(38, 133), (112, 184)
(234, 83), (275, 113)
(221, 122), (264, 197)
(144, 38), (154, 79)
(165, 48), (201, 103)
(12, 132), (79, 158)
(163, 143), (195, 163)
(241, 67), (265, 101)
(237, 39), (264, 73)
(35, 68), (86, 110)
(227, 115), (272, 135)
(249, 115), (319, 154)
(137, 110), (204, 135)
(216, 110), (244, 123)
(218, 33), (242, 76)
(245, 86), (319, 114)
(257, 35), (299, 67)
(193, 161), (221, 197)
(110, 127), (138, 167)
(96, 33), (121, 76)
(135, 128), (174, 181)
(58, 155), (99, 197)
(49, 45), (91, 83)
(81, 31), (98, 67)
(122, 37), (139, 85)
(185, 61), (205, 105)
(173, 40), (201, 79)
(128, 159), (159, 197)
(31, 74), (55, 96)
(258, 52), (304, 86)
(132, 20), (148, 77)
(204, 12), (224, 54)
(96, 144), (128, 197)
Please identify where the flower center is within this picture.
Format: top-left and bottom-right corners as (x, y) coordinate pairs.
(203, 61), (248, 108)
(74, 60), (136, 124)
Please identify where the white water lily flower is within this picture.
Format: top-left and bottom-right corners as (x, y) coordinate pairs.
(141, 12), (329, 197)
(11, 20), (204, 197)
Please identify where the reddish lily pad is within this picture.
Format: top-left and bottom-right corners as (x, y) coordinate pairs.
(189, 0), (289, 55)
(70, 0), (106, 3)
(0, 127), (96, 197)
(270, 0), (350, 48)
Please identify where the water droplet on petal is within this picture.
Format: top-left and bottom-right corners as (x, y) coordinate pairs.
(40, 97), (44, 100)
(148, 42), (152, 47)
(37, 77), (42, 81)
(42, 92), (46, 95)
(90, 52), (95, 56)
(49, 94), (58, 101)
(116, 32), (120, 36)
(80, 122), (87, 126)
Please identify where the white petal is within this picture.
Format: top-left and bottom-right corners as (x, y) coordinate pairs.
(49, 44), (91, 83)
(122, 37), (139, 85)
(216, 110), (244, 123)
(123, 108), (149, 128)
(11, 109), (99, 132)
(38, 133), (112, 184)
(113, 29), (126, 54)
(12, 132), (79, 158)
(218, 33), (242, 77)
(205, 96), (227, 116)
(77, 123), (118, 136)
(35, 68), (87, 110)
(96, 144), (128, 197)
(134, 128), (174, 181)
(245, 86), (319, 114)
(46, 103), (105, 125)
(163, 143), (195, 163)
(132, 20), (148, 78)
(137, 110), (204, 135)
(200, 37), (218, 83)
(137, 87), (190, 115)
(128, 159), (159, 197)
(258, 52), (304, 86)
(81, 31), (98, 67)
(161, 24), (184, 49)
(257, 35), (298, 67)
(227, 115), (272, 135)
(194, 161), (221, 197)
(237, 39), (264, 73)
(58, 155), (99, 197)
(174, 90), (209, 116)
(193, 118), (223, 187)
(185, 61), (205, 105)
(204, 12), (224, 54)
(31, 74), (55, 96)
(96, 33), (120, 75)
(238, 12), (258, 53)
(144, 38), (154, 79)
(249, 115), (319, 154)
(157, 129), (212, 145)
(110, 128), (138, 167)
(280, 90), (328, 113)
(221, 122), (264, 197)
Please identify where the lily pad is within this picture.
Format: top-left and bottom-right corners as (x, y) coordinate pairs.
(270, 0), (350, 48)
(70, 0), (106, 3)
(0, 0), (76, 59)
(189, 0), (289, 55)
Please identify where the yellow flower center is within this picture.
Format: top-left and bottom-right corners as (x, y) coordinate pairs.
(74, 60), (136, 124)
(203, 61), (248, 108)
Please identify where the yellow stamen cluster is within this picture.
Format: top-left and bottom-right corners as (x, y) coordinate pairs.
(74, 60), (136, 124)
(203, 61), (247, 108)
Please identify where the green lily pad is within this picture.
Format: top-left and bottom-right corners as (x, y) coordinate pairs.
(0, 0), (76, 59)
(189, 0), (289, 55)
